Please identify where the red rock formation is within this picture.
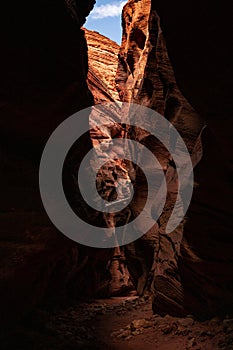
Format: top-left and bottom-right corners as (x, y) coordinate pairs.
(82, 30), (134, 295)
(115, 0), (210, 317)
(117, 0), (233, 319)
(84, 28), (120, 103)
(155, 0), (233, 319)
(1, 0), (231, 327)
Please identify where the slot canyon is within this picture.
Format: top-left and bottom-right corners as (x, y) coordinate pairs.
(0, 0), (233, 349)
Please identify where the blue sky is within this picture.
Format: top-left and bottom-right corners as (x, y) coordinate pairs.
(85, 0), (127, 44)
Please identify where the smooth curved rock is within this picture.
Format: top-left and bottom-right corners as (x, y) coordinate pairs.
(116, 0), (203, 307)
(154, 0), (233, 318)
(117, 0), (233, 319)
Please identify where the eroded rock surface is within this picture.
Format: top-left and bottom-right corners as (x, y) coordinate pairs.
(116, 0), (233, 319)
(85, 28), (120, 102)
(154, 1), (233, 318)
(116, 0), (204, 316)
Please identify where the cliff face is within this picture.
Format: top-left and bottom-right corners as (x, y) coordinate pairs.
(116, 0), (203, 149)
(116, 0), (233, 318)
(116, 0), (204, 315)
(84, 28), (120, 102)
(154, 0), (233, 318)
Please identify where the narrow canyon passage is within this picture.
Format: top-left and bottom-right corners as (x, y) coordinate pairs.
(0, 0), (233, 349)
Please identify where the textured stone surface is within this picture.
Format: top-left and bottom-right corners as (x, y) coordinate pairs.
(116, 0), (233, 319)
(88, 104), (133, 296)
(85, 28), (120, 102)
(116, 0), (204, 313)
(154, 0), (233, 318)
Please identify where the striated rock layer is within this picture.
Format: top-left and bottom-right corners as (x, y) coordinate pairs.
(115, 0), (233, 319)
(84, 30), (133, 295)
(84, 28), (120, 102)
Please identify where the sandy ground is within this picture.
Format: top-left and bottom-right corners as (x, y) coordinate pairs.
(1, 293), (233, 349)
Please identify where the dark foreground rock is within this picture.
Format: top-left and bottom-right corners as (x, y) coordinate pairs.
(0, 0), (121, 328)
(116, 0), (233, 319)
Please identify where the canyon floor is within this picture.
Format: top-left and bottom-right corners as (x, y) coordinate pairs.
(1, 292), (233, 350)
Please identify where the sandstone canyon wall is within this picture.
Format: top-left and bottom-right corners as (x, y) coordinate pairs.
(116, 0), (204, 315)
(116, 0), (233, 319)
(1, 0), (232, 328)
(0, 0), (124, 327)
(85, 28), (120, 103)
(154, 0), (233, 319)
